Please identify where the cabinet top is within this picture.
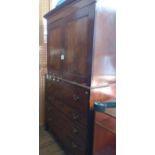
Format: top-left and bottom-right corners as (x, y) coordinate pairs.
(44, 0), (96, 19)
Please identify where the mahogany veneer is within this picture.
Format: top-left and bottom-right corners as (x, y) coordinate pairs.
(44, 0), (116, 155)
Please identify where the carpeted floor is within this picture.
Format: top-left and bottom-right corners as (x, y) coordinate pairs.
(39, 126), (66, 155)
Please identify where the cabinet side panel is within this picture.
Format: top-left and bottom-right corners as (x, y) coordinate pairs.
(91, 0), (116, 87)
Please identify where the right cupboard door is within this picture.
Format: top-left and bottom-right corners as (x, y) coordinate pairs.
(63, 6), (94, 85)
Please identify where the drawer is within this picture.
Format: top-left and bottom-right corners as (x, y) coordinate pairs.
(54, 117), (87, 155)
(47, 106), (86, 136)
(46, 99), (88, 155)
(47, 97), (88, 126)
(63, 137), (86, 155)
(61, 81), (90, 113)
(46, 80), (90, 114)
(46, 80), (63, 100)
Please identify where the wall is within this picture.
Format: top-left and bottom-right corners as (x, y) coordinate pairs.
(39, 0), (51, 126)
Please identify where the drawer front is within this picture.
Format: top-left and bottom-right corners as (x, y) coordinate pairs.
(46, 80), (90, 113)
(46, 80), (63, 100)
(63, 136), (87, 155)
(47, 107), (87, 152)
(47, 97), (88, 126)
(61, 81), (90, 113)
(45, 80), (89, 155)
(46, 102), (87, 137)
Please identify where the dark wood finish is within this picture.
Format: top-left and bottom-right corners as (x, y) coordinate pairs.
(47, 22), (62, 76)
(45, 0), (116, 155)
(46, 0), (95, 86)
(63, 16), (89, 82)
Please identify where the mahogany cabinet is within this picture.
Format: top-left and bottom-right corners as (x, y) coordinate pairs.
(44, 0), (116, 155)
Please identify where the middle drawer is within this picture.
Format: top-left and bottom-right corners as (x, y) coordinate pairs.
(47, 97), (88, 126)
(47, 105), (87, 145)
(47, 80), (90, 113)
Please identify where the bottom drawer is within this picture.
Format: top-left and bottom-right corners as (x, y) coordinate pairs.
(47, 107), (87, 153)
(63, 136), (86, 155)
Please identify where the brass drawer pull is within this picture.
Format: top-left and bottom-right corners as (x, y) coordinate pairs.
(73, 94), (80, 101)
(72, 113), (80, 120)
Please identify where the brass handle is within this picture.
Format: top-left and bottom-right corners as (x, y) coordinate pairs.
(72, 113), (79, 120)
(46, 74), (52, 80)
(52, 77), (56, 81)
(73, 94), (80, 101)
(56, 77), (61, 82)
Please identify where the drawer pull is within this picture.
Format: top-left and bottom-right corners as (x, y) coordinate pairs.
(73, 113), (80, 120)
(73, 94), (80, 101)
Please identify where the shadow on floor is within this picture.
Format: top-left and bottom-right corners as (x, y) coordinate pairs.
(39, 126), (66, 155)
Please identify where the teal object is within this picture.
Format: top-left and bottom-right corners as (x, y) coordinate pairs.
(94, 100), (116, 112)
(56, 0), (66, 7)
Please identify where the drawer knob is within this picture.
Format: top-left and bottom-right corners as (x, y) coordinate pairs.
(73, 113), (80, 120)
(73, 94), (80, 101)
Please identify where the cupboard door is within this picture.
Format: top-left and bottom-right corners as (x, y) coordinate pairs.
(48, 25), (62, 76)
(63, 16), (89, 83)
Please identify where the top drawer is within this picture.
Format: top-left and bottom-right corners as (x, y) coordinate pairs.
(45, 78), (62, 99)
(46, 79), (90, 113)
(60, 81), (90, 113)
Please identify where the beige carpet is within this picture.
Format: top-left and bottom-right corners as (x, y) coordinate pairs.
(39, 126), (66, 155)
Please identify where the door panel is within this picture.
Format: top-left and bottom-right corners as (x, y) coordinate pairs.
(48, 27), (62, 75)
(63, 14), (90, 84)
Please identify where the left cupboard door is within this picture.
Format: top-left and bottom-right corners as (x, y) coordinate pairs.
(47, 21), (63, 76)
